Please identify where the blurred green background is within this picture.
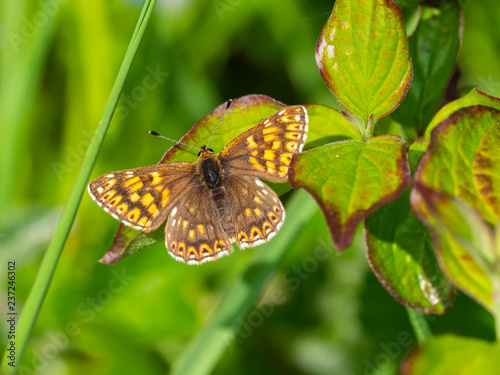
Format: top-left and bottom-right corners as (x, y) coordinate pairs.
(1, 0), (499, 374)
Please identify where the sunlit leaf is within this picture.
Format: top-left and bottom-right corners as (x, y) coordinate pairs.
(365, 189), (455, 314)
(416, 105), (500, 224)
(411, 183), (495, 309)
(304, 103), (364, 147)
(404, 335), (500, 375)
(291, 135), (410, 250)
(316, 0), (412, 124)
(425, 88), (500, 137)
(411, 105), (500, 309)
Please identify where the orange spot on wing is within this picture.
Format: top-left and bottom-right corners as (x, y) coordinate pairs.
(151, 174), (163, 185)
(266, 161), (276, 173)
(123, 176), (140, 187)
(285, 132), (301, 140)
(263, 149), (275, 160)
(262, 126), (279, 134)
(247, 135), (258, 148)
(285, 141), (298, 152)
(200, 244), (212, 256)
(161, 188), (170, 206)
(116, 203), (128, 214)
(141, 193), (154, 206)
(286, 123), (303, 131)
(280, 153), (292, 165)
(264, 134), (277, 142)
(100, 190), (116, 202)
(126, 208), (141, 222)
(108, 196), (122, 207)
(148, 203), (159, 217)
(249, 157), (264, 170)
(128, 182), (143, 192)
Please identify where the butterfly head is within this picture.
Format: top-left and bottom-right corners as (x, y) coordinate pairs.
(198, 145), (215, 160)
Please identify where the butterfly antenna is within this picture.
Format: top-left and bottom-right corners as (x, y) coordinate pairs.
(149, 130), (201, 151)
(206, 99), (233, 148)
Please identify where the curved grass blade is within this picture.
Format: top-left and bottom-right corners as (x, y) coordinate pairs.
(0, 1), (157, 372)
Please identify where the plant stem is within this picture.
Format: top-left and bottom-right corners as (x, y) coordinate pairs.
(406, 306), (432, 346)
(0, 1), (157, 372)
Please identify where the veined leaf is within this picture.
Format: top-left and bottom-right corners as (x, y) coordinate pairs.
(425, 88), (500, 138)
(316, 0), (412, 124)
(365, 189), (455, 314)
(291, 135), (410, 250)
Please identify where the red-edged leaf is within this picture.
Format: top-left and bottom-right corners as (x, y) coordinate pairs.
(291, 135), (410, 250)
(316, 0), (412, 124)
(365, 189), (455, 314)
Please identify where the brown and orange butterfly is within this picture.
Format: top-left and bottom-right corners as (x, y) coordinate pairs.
(88, 103), (308, 265)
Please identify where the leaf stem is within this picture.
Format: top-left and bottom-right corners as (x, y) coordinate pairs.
(0, 1), (157, 372)
(364, 114), (375, 140)
(405, 306), (432, 345)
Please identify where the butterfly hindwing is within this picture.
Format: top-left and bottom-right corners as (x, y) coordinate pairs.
(222, 174), (285, 249)
(88, 162), (197, 233)
(218, 105), (308, 183)
(165, 184), (233, 264)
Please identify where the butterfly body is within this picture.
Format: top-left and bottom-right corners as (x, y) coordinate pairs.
(88, 105), (308, 264)
(198, 148), (222, 189)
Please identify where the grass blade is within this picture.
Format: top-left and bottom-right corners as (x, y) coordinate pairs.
(0, 1), (157, 372)
(171, 189), (318, 375)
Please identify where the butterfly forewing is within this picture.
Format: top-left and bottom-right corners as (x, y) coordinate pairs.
(222, 175), (285, 249)
(88, 163), (197, 233)
(165, 184), (233, 264)
(219, 105), (308, 183)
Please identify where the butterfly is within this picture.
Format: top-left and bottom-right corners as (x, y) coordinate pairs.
(88, 103), (308, 265)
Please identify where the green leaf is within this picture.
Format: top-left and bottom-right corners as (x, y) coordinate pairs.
(365, 189), (455, 314)
(391, 0), (462, 134)
(159, 95), (287, 164)
(411, 184), (495, 310)
(411, 106), (500, 310)
(316, 0), (413, 124)
(406, 335), (500, 375)
(425, 88), (500, 138)
(304, 103), (364, 147)
(99, 223), (165, 265)
(415, 105), (500, 224)
(290, 135), (410, 250)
